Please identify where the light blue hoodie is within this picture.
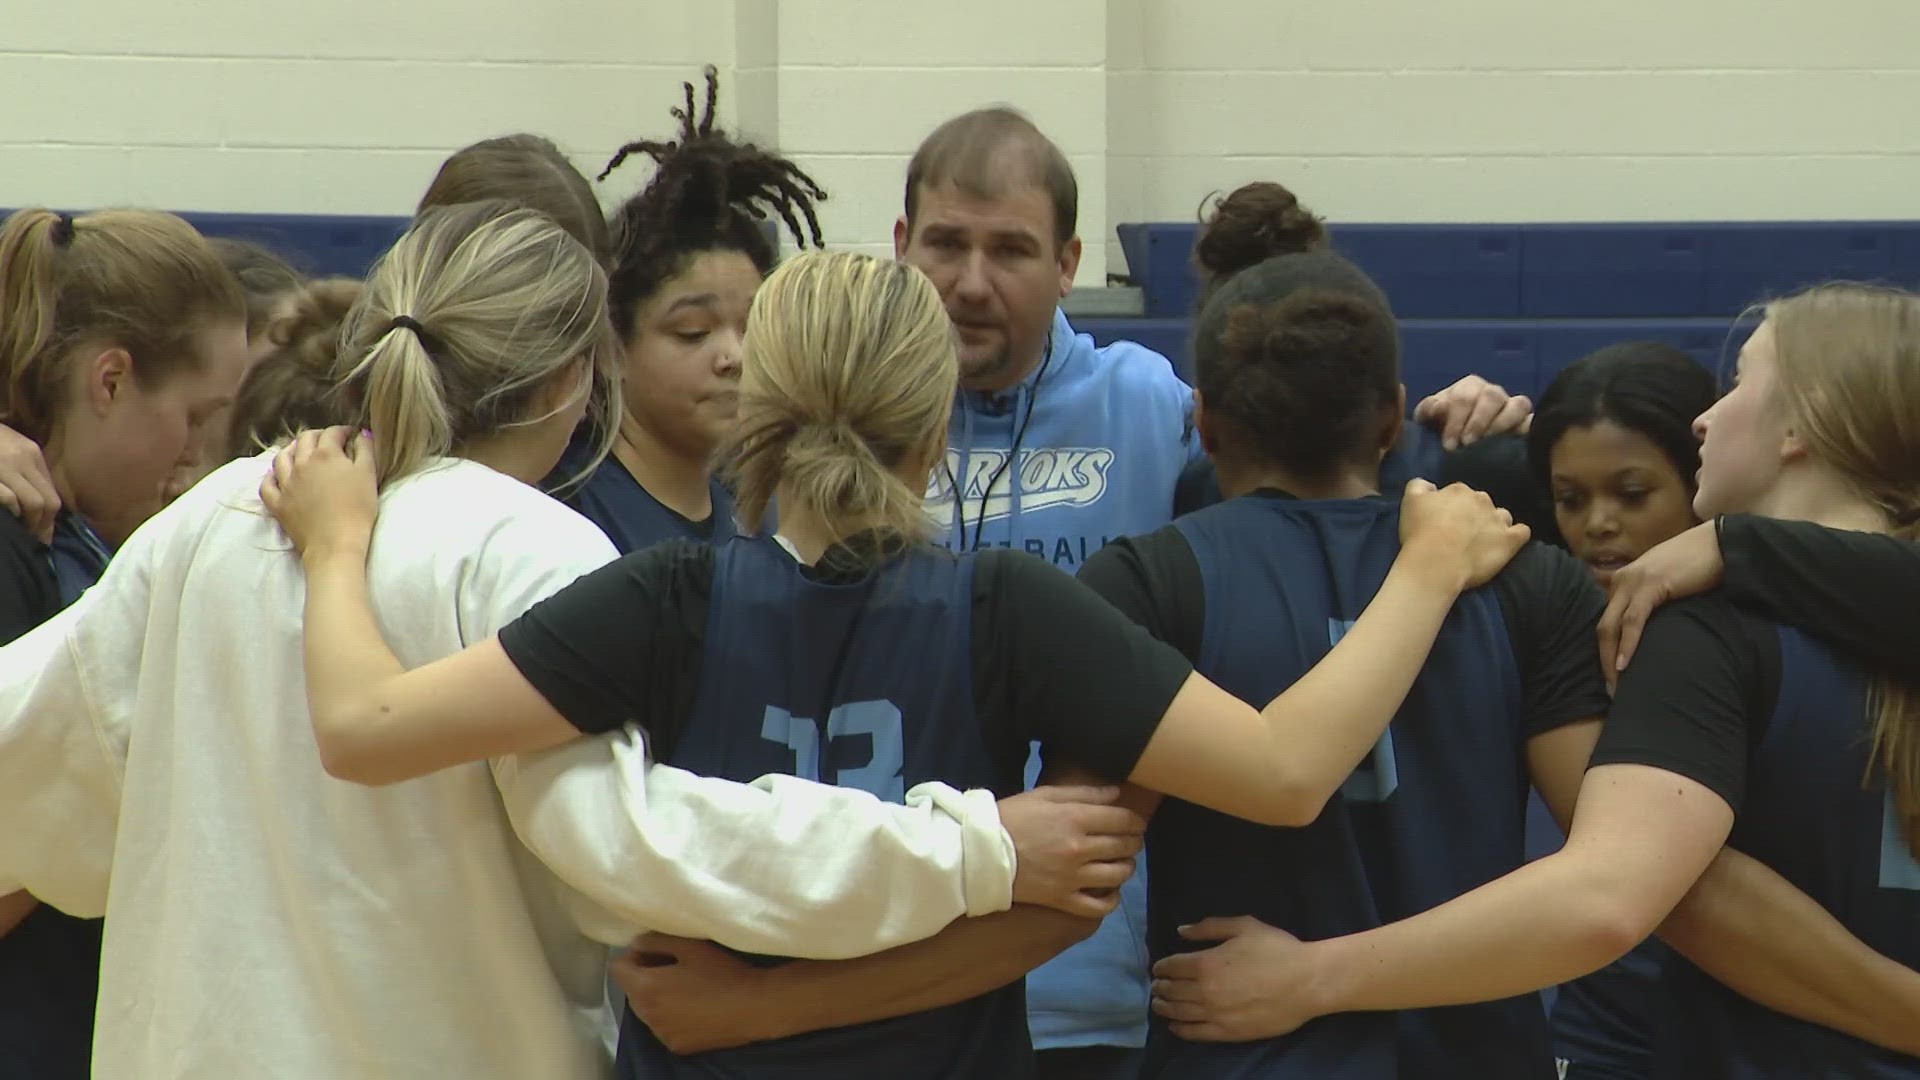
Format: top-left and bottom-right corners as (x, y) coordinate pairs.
(926, 310), (1202, 1049)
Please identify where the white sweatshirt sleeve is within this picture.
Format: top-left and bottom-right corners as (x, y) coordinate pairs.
(0, 582), (140, 918)
(491, 730), (1015, 955)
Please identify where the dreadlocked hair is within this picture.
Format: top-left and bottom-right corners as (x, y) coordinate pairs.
(600, 64), (828, 336)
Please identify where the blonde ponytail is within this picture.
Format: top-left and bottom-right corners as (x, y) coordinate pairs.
(354, 323), (455, 485)
(334, 200), (620, 487)
(724, 251), (956, 560)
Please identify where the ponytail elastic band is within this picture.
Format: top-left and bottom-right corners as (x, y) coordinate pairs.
(386, 314), (447, 356)
(50, 213), (76, 247)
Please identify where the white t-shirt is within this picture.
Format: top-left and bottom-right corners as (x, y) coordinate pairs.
(0, 454), (1014, 1079)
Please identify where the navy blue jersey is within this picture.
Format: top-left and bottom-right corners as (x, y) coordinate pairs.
(1080, 491), (1608, 1080)
(623, 537), (1027, 1080)
(548, 434), (737, 555)
(1651, 625), (1920, 1079)
(1550, 938), (1671, 1078)
(0, 511), (108, 1080)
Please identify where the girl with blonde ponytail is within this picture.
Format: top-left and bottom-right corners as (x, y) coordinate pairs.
(0, 209), (1149, 1079)
(264, 247), (1530, 1078)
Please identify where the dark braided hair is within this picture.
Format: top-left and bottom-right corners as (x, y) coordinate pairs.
(601, 65), (827, 336)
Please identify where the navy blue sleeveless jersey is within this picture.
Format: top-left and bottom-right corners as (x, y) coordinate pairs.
(622, 538), (1021, 1079)
(1592, 606), (1920, 1080)
(547, 433), (737, 555)
(1079, 490), (1609, 1080)
(498, 535), (1192, 1080)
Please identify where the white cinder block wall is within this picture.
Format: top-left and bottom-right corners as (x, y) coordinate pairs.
(1110, 0), (1920, 228)
(5, 0), (1918, 287)
(0, 0), (737, 218)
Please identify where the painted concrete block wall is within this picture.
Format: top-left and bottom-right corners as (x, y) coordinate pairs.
(1110, 0), (1920, 225)
(5, 0), (1914, 280)
(736, 0), (1111, 284)
(0, 0), (733, 215)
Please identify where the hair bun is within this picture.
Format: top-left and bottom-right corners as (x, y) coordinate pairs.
(1194, 182), (1329, 280)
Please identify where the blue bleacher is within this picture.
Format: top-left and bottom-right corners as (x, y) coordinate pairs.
(12, 208), (1902, 398)
(0, 210), (414, 280)
(1097, 220), (1920, 396)
(182, 212), (410, 279)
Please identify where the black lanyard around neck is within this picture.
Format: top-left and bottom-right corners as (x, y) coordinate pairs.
(943, 332), (1054, 551)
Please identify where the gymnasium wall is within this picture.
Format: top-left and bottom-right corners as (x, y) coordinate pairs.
(1108, 0), (1920, 227)
(4, 0), (1917, 290)
(0, 1), (730, 216)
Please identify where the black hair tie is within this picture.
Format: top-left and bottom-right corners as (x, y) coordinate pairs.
(385, 314), (448, 356)
(49, 213), (76, 247)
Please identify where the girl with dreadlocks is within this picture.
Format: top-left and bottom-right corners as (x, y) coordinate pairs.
(547, 65), (827, 554)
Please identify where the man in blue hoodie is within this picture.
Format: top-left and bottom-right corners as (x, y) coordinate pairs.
(608, 108), (1535, 1080)
(893, 108), (1532, 1080)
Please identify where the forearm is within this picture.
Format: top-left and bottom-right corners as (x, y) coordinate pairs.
(495, 734), (1015, 956)
(1306, 852), (1637, 1014)
(299, 548), (404, 769)
(738, 907), (1096, 1040)
(1261, 556), (1459, 803)
(1719, 516), (1920, 677)
(1659, 848), (1920, 1055)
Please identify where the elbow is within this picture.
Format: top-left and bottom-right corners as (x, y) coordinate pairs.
(1255, 770), (1337, 829)
(1574, 893), (1662, 971)
(317, 744), (396, 787)
(1262, 792), (1330, 829)
(312, 710), (399, 787)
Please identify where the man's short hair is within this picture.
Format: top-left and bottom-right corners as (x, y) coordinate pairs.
(904, 107), (1078, 247)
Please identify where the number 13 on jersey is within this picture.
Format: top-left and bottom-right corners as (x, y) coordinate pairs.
(760, 700), (907, 803)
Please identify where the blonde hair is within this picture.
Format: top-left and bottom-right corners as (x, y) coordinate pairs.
(228, 278), (363, 458)
(0, 208), (245, 444)
(724, 251), (956, 559)
(336, 200), (621, 487)
(1766, 282), (1920, 857)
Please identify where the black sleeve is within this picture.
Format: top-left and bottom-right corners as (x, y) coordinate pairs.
(1173, 457), (1223, 517)
(495, 540), (713, 747)
(973, 550), (1194, 782)
(0, 514), (58, 646)
(1587, 596), (1778, 812)
(1075, 526), (1205, 663)
(1439, 433), (1563, 549)
(1718, 514), (1920, 680)
(1491, 543), (1612, 739)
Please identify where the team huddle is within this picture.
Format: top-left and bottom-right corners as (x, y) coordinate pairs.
(1, 66), (1918, 1080)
